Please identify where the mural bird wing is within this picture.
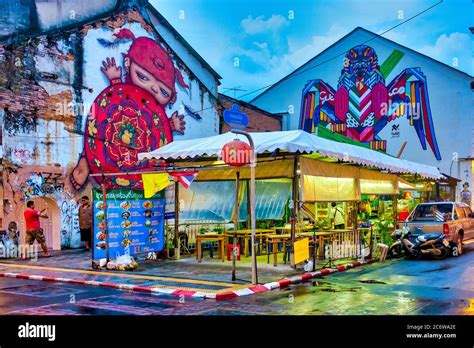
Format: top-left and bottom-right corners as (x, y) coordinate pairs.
(386, 68), (441, 160)
(300, 79), (337, 133)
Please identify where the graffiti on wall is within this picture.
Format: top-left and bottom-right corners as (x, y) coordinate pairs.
(70, 28), (194, 191)
(300, 45), (441, 160)
(19, 172), (65, 199)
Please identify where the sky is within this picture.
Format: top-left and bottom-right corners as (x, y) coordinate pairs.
(150, 0), (473, 100)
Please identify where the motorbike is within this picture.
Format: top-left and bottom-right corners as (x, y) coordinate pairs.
(388, 227), (450, 260)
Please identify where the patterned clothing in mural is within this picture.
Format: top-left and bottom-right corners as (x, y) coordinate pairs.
(70, 29), (189, 190)
(300, 45), (441, 160)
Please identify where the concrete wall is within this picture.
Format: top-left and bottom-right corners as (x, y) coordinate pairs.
(251, 28), (473, 202)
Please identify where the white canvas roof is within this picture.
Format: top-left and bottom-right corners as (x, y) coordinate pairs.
(138, 130), (442, 179)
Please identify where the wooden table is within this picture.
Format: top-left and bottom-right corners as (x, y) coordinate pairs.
(225, 229), (274, 256)
(266, 234), (292, 267)
(196, 234), (225, 263)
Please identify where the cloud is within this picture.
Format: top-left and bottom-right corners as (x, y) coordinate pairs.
(417, 32), (473, 75)
(282, 25), (350, 70)
(241, 15), (288, 35)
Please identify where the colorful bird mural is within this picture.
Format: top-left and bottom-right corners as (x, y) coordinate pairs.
(299, 45), (442, 160)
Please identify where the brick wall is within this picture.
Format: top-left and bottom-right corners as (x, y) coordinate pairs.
(219, 96), (281, 133)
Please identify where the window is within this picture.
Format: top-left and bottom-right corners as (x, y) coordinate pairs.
(410, 204), (453, 222)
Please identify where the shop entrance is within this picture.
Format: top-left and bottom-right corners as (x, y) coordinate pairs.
(19, 197), (61, 251)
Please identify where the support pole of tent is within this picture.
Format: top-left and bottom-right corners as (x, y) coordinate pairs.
(393, 194), (398, 227)
(250, 149), (258, 284)
(174, 179), (180, 260)
(290, 157), (298, 268)
(232, 170), (240, 281)
(230, 128), (257, 285)
(101, 176), (109, 264)
(246, 180), (251, 229)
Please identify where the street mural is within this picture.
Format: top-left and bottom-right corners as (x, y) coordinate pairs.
(70, 28), (191, 191)
(300, 45), (441, 160)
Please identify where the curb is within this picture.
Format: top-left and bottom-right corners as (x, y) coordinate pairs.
(0, 271), (218, 299)
(215, 259), (376, 300)
(0, 258), (375, 301)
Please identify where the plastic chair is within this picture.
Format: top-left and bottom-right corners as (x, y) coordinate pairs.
(200, 242), (214, 259)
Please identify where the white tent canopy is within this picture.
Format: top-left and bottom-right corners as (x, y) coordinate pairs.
(138, 130), (442, 179)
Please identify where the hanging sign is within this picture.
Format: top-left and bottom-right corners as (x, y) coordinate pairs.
(223, 104), (248, 129)
(294, 237), (310, 265)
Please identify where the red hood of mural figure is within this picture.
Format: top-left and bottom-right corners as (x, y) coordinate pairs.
(84, 83), (173, 189)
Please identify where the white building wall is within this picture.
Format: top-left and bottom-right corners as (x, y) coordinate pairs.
(251, 28), (473, 189)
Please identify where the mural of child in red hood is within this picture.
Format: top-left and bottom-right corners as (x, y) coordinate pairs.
(70, 29), (189, 190)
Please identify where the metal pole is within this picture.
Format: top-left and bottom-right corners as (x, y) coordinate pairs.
(231, 129), (257, 285)
(101, 179), (109, 263)
(250, 154), (257, 284)
(174, 180), (180, 260)
(290, 157), (298, 268)
(232, 170), (240, 281)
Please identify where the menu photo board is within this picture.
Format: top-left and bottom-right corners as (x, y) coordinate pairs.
(92, 189), (165, 260)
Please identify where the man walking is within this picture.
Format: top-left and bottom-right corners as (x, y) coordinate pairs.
(78, 196), (93, 251)
(23, 200), (51, 258)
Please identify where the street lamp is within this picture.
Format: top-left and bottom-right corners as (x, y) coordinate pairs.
(230, 128), (258, 285)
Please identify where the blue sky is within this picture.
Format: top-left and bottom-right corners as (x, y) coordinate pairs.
(150, 0), (473, 100)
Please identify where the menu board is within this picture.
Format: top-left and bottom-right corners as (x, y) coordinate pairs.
(92, 189), (165, 259)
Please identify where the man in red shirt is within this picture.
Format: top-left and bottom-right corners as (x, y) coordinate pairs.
(23, 200), (51, 258)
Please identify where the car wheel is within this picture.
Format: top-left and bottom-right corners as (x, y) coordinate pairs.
(453, 235), (463, 257)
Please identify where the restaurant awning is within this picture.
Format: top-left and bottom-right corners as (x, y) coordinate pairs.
(138, 130), (442, 179)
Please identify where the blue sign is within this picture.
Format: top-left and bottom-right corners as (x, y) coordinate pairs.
(92, 189), (165, 260)
(223, 104), (248, 128)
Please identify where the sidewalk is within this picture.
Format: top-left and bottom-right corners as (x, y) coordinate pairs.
(0, 249), (375, 299)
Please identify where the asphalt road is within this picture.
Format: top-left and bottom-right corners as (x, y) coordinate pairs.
(1, 244), (473, 315)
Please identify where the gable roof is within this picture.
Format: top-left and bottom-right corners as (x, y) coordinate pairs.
(251, 26), (473, 103)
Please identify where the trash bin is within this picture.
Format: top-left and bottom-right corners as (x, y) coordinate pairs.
(227, 244), (240, 261)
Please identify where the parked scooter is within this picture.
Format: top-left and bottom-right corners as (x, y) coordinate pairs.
(388, 227), (450, 260)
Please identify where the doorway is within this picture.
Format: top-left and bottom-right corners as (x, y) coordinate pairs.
(19, 197), (61, 250)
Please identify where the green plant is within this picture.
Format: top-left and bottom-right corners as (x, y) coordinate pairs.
(273, 220), (285, 228)
(199, 226), (208, 234)
(376, 220), (393, 246)
(212, 225), (223, 234)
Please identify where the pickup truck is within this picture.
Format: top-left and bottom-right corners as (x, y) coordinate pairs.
(404, 202), (474, 256)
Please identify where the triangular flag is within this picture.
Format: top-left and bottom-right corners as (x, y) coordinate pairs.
(170, 171), (198, 189)
(142, 173), (170, 198)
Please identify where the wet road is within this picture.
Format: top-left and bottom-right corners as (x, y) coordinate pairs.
(1, 244), (473, 315)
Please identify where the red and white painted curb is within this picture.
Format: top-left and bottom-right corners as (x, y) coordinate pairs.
(0, 271), (218, 299)
(215, 258), (376, 300)
(0, 258), (375, 301)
